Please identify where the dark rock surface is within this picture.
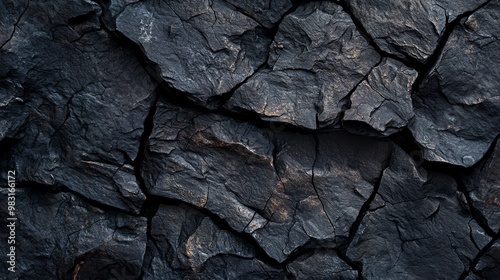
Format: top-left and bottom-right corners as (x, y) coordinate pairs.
(345, 0), (489, 63)
(116, 0), (290, 104)
(346, 147), (491, 279)
(465, 138), (500, 233)
(226, 1), (380, 129)
(142, 203), (282, 279)
(1, 0), (499, 279)
(0, 187), (147, 279)
(409, 0), (500, 167)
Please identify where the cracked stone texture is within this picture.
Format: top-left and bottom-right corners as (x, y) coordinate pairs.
(0, 0), (157, 213)
(143, 98), (393, 261)
(0, 187), (147, 279)
(465, 138), (500, 233)
(410, 0), (500, 167)
(1, 0), (500, 279)
(343, 58), (418, 136)
(116, 0), (290, 104)
(142, 203), (282, 279)
(345, 0), (489, 63)
(287, 249), (358, 279)
(346, 147), (491, 279)
(226, 1), (381, 129)
(468, 239), (500, 280)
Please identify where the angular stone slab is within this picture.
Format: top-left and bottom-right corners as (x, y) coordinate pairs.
(226, 1), (380, 129)
(409, 1), (500, 167)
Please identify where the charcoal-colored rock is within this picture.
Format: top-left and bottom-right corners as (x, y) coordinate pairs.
(465, 138), (500, 233)
(344, 58), (418, 136)
(0, 187), (147, 279)
(410, 1), (500, 167)
(116, 0), (286, 104)
(468, 240), (500, 280)
(345, 0), (488, 63)
(0, 0), (157, 213)
(347, 147), (489, 279)
(251, 131), (392, 261)
(142, 96), (276, 233)
(226, 1), (380, 129)
(142, 97), (394, 262)
(287, 249), (358, 279)
(142, 203), (281, 279)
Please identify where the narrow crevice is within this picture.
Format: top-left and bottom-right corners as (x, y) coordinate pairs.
(9, 181), (143, 217)
(411, 0), (493, 93)
(335, 149), (394, 279)
(140, 195), (284, 269)
(459, 235), (500, 280)
(334, 0), (422, 70)
(311, 134), (337, 230)
(136, 91), (159, 215)
(337, 56), (384, 125)
(208, 2), (305, 108)
(390, 129), (500, 238)
(0, 1), (29, 50)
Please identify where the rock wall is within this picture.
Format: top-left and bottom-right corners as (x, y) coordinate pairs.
(1, 0), (499, 279)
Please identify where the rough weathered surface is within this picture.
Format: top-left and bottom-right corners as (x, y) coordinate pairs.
(410, 0), (500, 167)
(0, 0), (156, 213)
(346, 0), (489, 63)
(465, 138), (500, 233)
(142, 96), (277, 233)
(346, 147), (491, 279)
(116, 0), (290, 104)
(468, 240), (500, 280)
(287, 249), (358, 279)
(0, 187), (147, 279)
(226, 1), (380, 129)
(142, 203), (282, 279)
(344, 58), (418, 136)
(1, 0), (500, 279)
(143, 98), (394, 261)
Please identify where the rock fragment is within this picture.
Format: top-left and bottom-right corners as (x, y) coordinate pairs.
(0, 187), (147, 279)
(409, 1), (500, 167)
(344, 58), (418, 136)
(116, 0), (289, 104)
(226, 1), (380, 129)
(347, 147), (488, 279)
(0, 0), (157, 213)
(345, 0), (489, 62)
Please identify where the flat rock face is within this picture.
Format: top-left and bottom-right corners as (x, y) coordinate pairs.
(410, 0), (500, 167)
(346, 147), (488, 279)
(0, 187), (147, 279)
(1, 0), (500, 279)
(346, 0), (488, 63)
(226, 1), (380, 129)
(116, 0), (289, 104)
